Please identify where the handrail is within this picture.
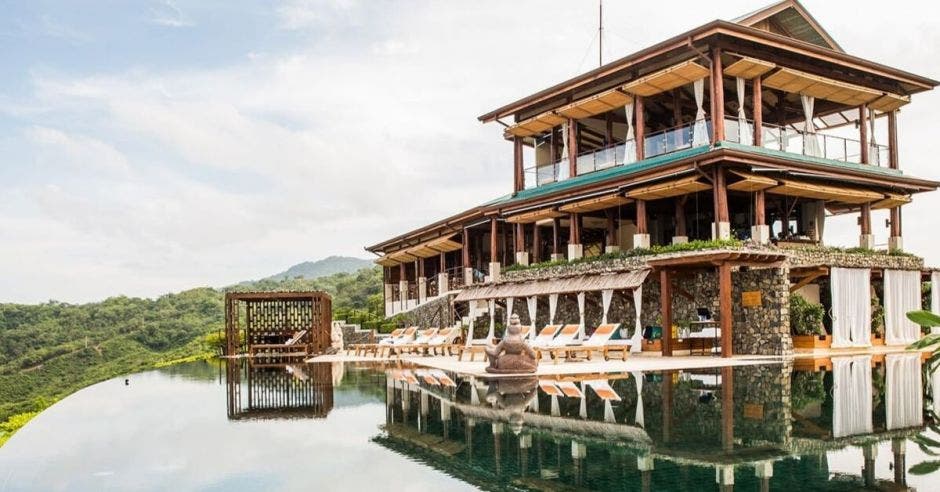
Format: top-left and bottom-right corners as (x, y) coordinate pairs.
(755, 119), (888, 166)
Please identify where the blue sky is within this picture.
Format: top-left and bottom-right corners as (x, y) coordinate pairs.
(1, 0), (939, 303)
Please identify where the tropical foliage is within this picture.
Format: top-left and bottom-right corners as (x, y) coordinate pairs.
(789, 293), (825, 336)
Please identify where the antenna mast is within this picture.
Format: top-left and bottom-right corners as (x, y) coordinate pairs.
(598, 0), (603, 67)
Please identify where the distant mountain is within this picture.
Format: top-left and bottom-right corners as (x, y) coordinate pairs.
(263, 256), (373, 281)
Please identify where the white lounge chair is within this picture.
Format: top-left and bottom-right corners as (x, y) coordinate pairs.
(544, 324), (626, 363)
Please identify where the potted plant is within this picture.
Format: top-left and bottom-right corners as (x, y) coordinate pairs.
(790, 294), (830, 349)
(642, 317), (663, 352)
(871, 290), (885, 345)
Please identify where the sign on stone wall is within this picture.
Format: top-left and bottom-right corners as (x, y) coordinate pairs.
(742, 290), (762, 307)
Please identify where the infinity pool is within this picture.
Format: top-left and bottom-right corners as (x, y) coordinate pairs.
(1, 355), (938, 491)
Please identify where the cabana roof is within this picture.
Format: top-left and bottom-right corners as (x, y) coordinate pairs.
(453, 269), (650, 302)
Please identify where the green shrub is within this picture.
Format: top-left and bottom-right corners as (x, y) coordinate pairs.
(790, 293), (825, 336)
(505, 239), (743, 273)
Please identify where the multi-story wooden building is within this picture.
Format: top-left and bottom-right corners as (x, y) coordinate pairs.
(366, 1), (937, 318)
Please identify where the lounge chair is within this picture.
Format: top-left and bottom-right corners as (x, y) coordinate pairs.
(544, 324), (627, 363)
(533, 324), (581, 361)
(353, 328), (402, 356)
(391, 328), (439, 356)
(364, 326), (419, 357)
(249, 329), (308, 358)
(531, 324), (564, 349)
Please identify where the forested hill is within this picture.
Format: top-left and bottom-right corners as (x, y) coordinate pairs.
(0, 266), (383, 445)
(261, 256), (372, 282)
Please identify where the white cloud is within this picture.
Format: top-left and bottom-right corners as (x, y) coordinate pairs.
(26, 126), (130, 174)
(275, 0), (359, 31)
(149, 1), (194, 28)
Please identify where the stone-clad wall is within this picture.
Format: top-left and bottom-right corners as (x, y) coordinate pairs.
(397, 295), (454, 329)
(732, 267), (792, 356)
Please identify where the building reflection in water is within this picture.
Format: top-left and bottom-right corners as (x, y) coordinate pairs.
(376, 355), (936, 491)
(224, 359), (334, 420)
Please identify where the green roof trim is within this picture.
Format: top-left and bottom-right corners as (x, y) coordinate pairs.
(716, 140), (903, 177)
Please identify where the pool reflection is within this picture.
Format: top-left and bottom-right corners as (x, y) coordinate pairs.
(224, 359), (335, 420)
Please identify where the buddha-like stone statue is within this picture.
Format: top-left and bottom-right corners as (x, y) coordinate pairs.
(485, 314), (538, 374)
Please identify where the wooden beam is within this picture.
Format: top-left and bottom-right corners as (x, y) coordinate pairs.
(859, 105), (869, 165)
(888, 110), (899, 170)
(719, 262), (732, 358)
(513, 137), (524, 193)
(490, 217), (498, 263)
(712, 47), (725, 143)
(660, 269), (672, 357)
(789, 270), (825, 293)
(752, 77), (763, 146)
(567, 118), (578, 177)
(636, 199), (648, 234)
(755, 189), (766, 226)
(635, 96), (645, 161)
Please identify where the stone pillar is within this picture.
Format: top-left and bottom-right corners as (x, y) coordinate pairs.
(417, 276), (427, 303)
(515, 252), (530, 266)
(514, 222), (529, 265)
(464, 267), (474, 286)
(437, 272), (449, 294)
(752, 189), (770, 244)
(638, 455), (654, 492)
(893, 438), (907, 486)
(551, 217), (564, 261)
(399, 280), (408, 309)
(755, 461), (773, 492)
(488, 262), (502, 282)
(568, 212), (583, 260)
(716, 465), (735, 490)
(634, 199), (650, 249)
(889, 206), (903, 251)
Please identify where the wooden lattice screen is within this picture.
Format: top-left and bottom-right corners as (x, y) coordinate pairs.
(224, 291), (332, 357)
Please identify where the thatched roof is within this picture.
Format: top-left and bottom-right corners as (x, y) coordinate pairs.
(454, 269), (650, 302)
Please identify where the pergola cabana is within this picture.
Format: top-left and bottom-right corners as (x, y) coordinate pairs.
(454, 269), (649, 348)
(647, 251), (787, 357)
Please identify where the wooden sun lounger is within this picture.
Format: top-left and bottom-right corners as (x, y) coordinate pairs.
(390, 328), (439, 356)
(357, 327), (418, 357)
(543, 324), (628, 363)
(532, 324), (580, 362)
(249, 330), (308, 357)
(352, 328), (402, 356)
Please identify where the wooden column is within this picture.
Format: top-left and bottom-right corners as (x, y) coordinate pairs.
(513, 136), (524, 192)
(399, 262), (406, 281)
(888, 110), (899, 169)
(714, 167), (729, 223)
(859, 105), (870, 165)
(660, 269), (672, 356)
(552, 218), (560, 256)
(605, 209), (617, 248)
(674, 197), (687, 237)
(533, 224), (542, 263)
(462, 228), (470, 269)
(490, 217), (498, 264)
(719, 262), (732, 358)
(605, 112), (613, 145)
(635, 96), (645, 160)
(439, 251), (446, 272)
(721, 365), (734, 452)
(636, 199), (648, 234)
(860, 202), (872, 235)
(890, 207), (902, 238)
(662, 371), (674, 442)
(752, 77), (763, 146)
(567, 118), (578, 178)
(711, 47), (725, 143)
(515, 223), (525, 253)
(755, 190), (766, 226)
(549, 127), (557, 164)
(568, 213), (581, 245)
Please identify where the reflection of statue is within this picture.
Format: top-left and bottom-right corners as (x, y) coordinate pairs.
(485, 314), (538, 374)
(485, 376), (538, 434)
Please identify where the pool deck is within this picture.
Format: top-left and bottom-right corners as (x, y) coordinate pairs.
(308, 344), (924, 378)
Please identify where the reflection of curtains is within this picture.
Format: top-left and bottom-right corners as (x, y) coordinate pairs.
(624, 103), (635, 163)
(487, 299), (496, 341)
(884, 270), (922, 345)
(830, 267), (872, 348)
(832, 355), (873, 438)
(692, 78), (709, 147)
(886, 352), (923, 430)
(801, 94), (821, 157)
(549, 294), (559, 324)
(579, 382), (587, 419)
(631, 286), (643, 352)
(551, 394), (560, 416)
(470, 377), (479, 405)
(604, 399), (615, 423)
(632, 371), (645, 428)
(527, 296), (538, 340)
(577, 292), (586, 339)
(736, 77), (752, 144)
(601, 289), (614, 324)
(505, 297), (514, 333)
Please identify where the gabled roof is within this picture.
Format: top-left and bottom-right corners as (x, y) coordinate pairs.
(733, 0), (842, 52)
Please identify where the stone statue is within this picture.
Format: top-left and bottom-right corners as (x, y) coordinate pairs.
(485, 314), (538, 374)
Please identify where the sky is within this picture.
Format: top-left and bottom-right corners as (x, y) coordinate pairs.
(1, 0), (939, 304)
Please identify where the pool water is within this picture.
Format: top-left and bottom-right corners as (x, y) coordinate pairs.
(1, 355), (938, 491)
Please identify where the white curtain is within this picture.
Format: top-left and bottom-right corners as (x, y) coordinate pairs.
(486, 299), (496, 341)
(505, 297), (514, 333)
(884, 270), (922, 345)
(577, 292), (586, 339)
(736, 77), (752, 144)
(869, 108), (879, 165)
(549, 293), (559, 325)
(601, 289), (614, 324)
(624, 102), (636, 164)
(692, 78), (709, 147)
(886, 352), (923, 430)
(527, 296), (538, 340)
(832, 355), (873, 438)
(830, 267), (872, 348)
(801, 95), (821, 157)
(466, 301), (475, 347)
(631, 286), (643, 352)
(559, 122), (570, 180)
(632, 371), (645, 428)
